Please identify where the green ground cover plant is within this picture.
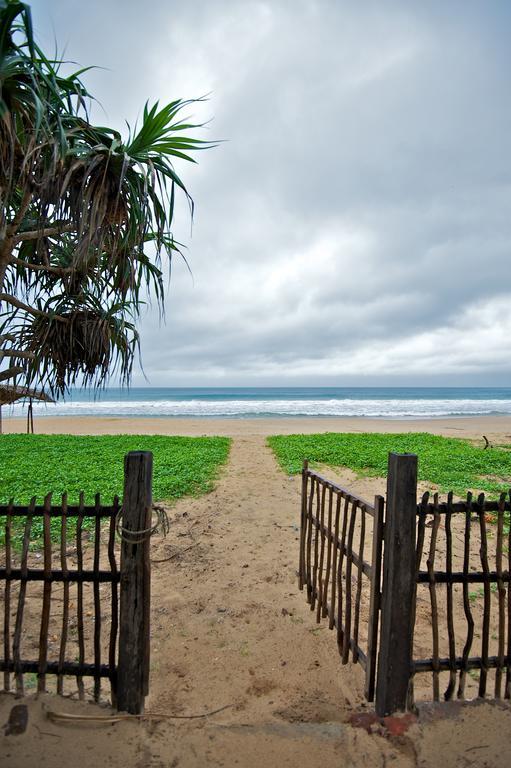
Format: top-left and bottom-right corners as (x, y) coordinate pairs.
(0, 434), (231, 547)
(267, 432), (511, 498)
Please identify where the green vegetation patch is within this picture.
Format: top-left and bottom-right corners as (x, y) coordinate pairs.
(0, 434), (231, 547)
(0, 434), (231, 503)
(267, 432), (511, 497)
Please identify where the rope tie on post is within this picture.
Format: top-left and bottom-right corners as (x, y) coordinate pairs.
(115, 504), (169, 543)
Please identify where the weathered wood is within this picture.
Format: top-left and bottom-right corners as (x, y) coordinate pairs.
(506, 491), (511, 699)
(352, 504), (366, 663)
(299, 460), (309, 590)
(109, 495), (120, 705)
(328, 494), (341, 630)
(321, 487), (334, 619)
(0, 504), (117, 518)
(427, 494), (441, 701)
(0, 659), (112, 677)
(0, 568), (120, 582)
(336, 496), (350, 653)
(407, 492), (429, 707)
(37, 493), (52, 692)
(444, 492), (456, 700)
(365, 495), (384, 702)
(13, 498), (35, 696)
(305, 477), (315, 603)
(375, 453), (418, 717)
(414, 654), (511, 673)
(117, 451), (153, 714)
(76, 493), (85, 700)
(310, 481), (321, 612)
(93, 493), (102, 702)
(3, 500), (13, 691)
(57, 493), (69, 695)
(478, 494), (490, 697)
(315, 483), (327, 622)
(495, 493), (506, 698)
(458, 492), (475, 699)
(342, 500), (357, 663)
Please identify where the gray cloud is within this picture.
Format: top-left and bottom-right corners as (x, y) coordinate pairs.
(30, 0), (511, 385)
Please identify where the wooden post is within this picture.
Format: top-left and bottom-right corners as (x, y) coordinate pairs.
(117, 451), (153, 714)
(375, 453), (418, 717)
(299, 459), (309, 590)
(365, 494), (385, 702)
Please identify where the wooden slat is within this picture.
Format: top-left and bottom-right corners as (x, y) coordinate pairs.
(417, 570), (511, 585)
(329, 494), (341, 631)
(299, 461), (309, 590)
(57, 493), (69, 695)
(93, 493), (102, 702)
(108, 496), (120, 705)
(444, 492), (457, 700)
(407, 491), (429, 709)
(507, 491), (511, 699)
(37, 492), (53, 692)
(0, 505), (117, 518)
(76, 492), (85, 700)
(365, 495), (384, 702)
(427, 494), (441, 701)
(315, 483), (327, 622)
(0, 659), (112, 677)
(336, 496), (350, 653)
(321, 487), (334, 620)
(414, 655), (511, 674)
(12, 498), (35, 696)
(342, 499), (357, 664)
(352, 504), (366, 663)
(3, 500), (13, 691)
(458, 493), (475, 699)
(310, 481), (321, 612)
(495, 493), (506, 698)
(0, 569), (120, 583)
(305, 477), (315, 604)
(478, 494), (491, 697)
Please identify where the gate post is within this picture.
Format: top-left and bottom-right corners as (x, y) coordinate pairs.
(375, 453), (417, 717)
(117, 451), (153, 714)
(299, 459), (309, 590)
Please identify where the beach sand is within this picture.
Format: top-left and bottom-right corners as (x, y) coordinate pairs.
(4, 413), (511, 441)
(2, 415), (511, 766)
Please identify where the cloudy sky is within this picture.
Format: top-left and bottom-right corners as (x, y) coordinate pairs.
(31, 0), (511, 386)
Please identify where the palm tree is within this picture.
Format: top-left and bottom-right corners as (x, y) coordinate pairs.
(0, 0), (215, 396)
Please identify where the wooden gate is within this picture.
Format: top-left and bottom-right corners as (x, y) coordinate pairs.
(0, 450), (153, 714)
(300, 452), (511, 716)
(299, 459), (384, 702)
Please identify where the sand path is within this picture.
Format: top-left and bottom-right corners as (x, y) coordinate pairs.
(145, 434), (381, 764)
(3, 433), (511, 766)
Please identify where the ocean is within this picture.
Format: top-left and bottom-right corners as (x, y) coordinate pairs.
(6, 387), (511, 419)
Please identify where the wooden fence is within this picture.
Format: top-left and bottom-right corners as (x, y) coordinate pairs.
(299, 460), (384, 702)
(0, 450), (153, 714)
(300, 452), (511, 716)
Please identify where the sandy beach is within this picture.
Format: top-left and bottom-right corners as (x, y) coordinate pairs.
(2, 413), (511, 766)
(4, 413), (511, 441)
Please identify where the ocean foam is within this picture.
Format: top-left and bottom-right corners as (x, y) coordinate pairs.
(7, 397), (511, 419)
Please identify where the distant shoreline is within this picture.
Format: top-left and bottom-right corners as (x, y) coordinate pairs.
(3, 414), (511, 441)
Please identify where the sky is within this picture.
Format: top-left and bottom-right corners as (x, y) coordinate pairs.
(30, 0), (511, 387)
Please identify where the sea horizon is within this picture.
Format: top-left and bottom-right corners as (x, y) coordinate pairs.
(5, 386), (511, 420)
